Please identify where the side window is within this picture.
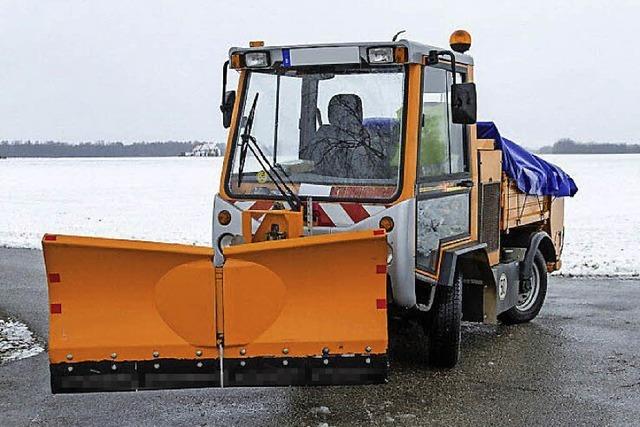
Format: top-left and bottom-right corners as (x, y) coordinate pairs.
(419, 68), (449, 177)
(418, 67), (467, 179)
(416, 193), (470, 271)
(448, 72), (466, 174)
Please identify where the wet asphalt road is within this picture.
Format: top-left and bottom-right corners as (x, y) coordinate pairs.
(1, 247), (639, 426)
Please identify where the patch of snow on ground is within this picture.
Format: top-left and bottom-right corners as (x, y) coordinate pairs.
(1, 155), (638, 276)
(0, 317), (44, 363)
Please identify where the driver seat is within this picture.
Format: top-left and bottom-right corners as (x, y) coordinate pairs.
(305, 94), (370, 177)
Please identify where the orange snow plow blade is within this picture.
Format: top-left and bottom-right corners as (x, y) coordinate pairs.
(43, 230), (388, 393)
(43, 235), (219, 393)
(221, 229), (389, 386)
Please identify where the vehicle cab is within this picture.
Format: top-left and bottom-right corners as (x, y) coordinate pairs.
(213, 36), (480, 312)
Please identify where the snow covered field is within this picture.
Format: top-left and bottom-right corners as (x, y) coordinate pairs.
(1, 157), (220, 249)
(543, 154), (640, 276)
(1, 154), (638, 276)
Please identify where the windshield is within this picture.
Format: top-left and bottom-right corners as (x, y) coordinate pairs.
(227, 66), (405, 202)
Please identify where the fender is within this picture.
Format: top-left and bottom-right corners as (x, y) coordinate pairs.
(520, 231), (557, 280)
(437, 242), (495, 288)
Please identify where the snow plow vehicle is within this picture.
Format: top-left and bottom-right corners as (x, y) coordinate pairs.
(42, 31), (577, 393)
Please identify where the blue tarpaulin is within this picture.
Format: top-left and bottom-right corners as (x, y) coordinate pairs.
(477, 122), (578, 197)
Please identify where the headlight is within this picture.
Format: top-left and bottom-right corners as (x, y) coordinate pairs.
(379, 216), (394, 232)
(217, 210), (231, 225)
(244, 51), (270, 68)
(367, 47), (394, 64)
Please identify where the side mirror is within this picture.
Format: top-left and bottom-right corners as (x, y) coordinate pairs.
(220, 90), (236, 129)
(451, 82), (477, 125)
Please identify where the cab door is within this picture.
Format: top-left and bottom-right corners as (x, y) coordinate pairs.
(415, 65), (472, 278)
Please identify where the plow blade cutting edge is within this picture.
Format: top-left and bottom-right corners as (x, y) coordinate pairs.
(43, 230), (388, 393)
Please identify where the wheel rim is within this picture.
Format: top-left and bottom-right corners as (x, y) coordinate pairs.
(516, 262), (540, 312)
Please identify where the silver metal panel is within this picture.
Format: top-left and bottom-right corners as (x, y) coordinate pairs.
(212, 195), (245, 267)
(345, 198), (416, 308)
(290, 46), (361, 66)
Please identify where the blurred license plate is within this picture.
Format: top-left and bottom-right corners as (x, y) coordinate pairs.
(289, 46), (360, 66)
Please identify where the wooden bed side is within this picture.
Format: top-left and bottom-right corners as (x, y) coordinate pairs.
(501, 173), (551, 231)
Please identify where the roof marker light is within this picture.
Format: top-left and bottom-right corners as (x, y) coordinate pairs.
(450, 30), (472, 53)
(282, 49), (291, 67)
(393, 47), (408, 63)
(230, 53), (242, 69)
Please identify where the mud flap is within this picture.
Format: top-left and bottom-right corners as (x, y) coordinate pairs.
(221, 229), (389, 386)
(43, 235), (219, 393)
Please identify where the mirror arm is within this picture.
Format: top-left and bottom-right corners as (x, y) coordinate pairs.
(427, 50), (458, 83)
(428, 50), (476, 125)
(220, 60), (229, 113)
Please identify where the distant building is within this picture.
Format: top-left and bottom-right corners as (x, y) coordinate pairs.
(215, 142), (226, 154)
(183, 143), (225, 157)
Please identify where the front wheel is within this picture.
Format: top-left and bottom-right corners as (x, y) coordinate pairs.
(499, 250), (548, 324)
(424, 272), (462, 368)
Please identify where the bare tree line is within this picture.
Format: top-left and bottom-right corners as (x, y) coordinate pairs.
(538, 138), (640, 154)
(0, 141), (206, 157)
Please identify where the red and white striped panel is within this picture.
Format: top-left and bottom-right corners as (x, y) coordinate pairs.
(231, 200), (386, 227)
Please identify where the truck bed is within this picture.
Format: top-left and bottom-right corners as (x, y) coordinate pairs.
(477, 143), (565, 268)
(501, 172), (551, 230)
(499, 172), (565, 269)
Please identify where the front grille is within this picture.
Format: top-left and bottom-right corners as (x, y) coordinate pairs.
(479, 182), (501, 252)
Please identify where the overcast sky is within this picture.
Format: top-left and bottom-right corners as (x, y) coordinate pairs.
(1, 0), (639, 147)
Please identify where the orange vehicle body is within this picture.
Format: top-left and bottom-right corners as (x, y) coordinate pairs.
(41, 33), (567, 393)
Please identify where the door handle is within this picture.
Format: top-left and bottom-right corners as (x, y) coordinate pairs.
(456, 179), (474, 188)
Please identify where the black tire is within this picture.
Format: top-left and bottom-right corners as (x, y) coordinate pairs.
(499, 250), (548, 324)
(425, 272), (462, 368)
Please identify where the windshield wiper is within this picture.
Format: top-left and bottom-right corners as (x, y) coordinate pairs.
(237, 92), (302, 212)
(237, 93), (259, 186)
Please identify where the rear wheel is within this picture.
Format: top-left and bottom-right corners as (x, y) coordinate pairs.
(499, 250), (548, 324)
(424, 272), (462, 368)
